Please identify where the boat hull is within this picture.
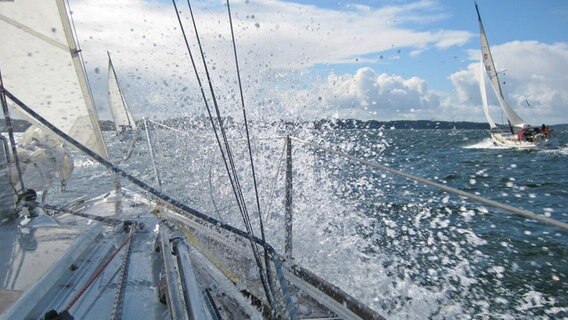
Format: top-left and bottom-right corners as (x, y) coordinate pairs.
(490, 132), (559, 150)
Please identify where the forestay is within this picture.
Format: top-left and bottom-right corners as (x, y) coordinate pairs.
(0, 0), (107, 158)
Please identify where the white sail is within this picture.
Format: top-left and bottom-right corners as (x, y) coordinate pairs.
(479, 57), (497, 128)
(0, 0), (108, 158)
(107, 53), (137, 133)
(476, 3), (525, 127)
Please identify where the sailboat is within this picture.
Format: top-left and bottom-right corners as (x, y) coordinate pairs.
(108, 52), (138, 135)
(476, 4), (559, 150)
(0, 1), (385, 319)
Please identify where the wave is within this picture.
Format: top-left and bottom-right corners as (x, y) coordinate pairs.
(540, 145), (568, 156)
(462, 138), (507, 149)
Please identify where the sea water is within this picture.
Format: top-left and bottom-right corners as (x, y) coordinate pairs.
(49, 124), (567, 319)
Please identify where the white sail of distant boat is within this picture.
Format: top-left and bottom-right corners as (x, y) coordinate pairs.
(107, 52), (137, 133)
(477, 4), (525, 128)
(0, 0), (107, 158)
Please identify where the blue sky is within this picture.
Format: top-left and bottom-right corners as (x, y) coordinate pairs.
(337, 0), (567, 90)
(287, 0), (567, 93)
(71, 0), (568, 124)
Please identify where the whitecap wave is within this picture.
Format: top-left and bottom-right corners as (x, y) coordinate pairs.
(462, 138), (506, 149)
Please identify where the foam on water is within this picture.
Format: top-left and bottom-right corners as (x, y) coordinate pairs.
(540, 145), (568, 156)
(463, 138), (506, 149)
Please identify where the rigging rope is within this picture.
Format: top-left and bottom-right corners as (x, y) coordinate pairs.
(0, 72), (26, 194)
(171, 0), (244, 228)
(262, 137), (287, 222)
(138, 119), (284, 225)
(225, 0), (276, 304)
(143, 118), (163, 190)
(146, 118), (285, 143)
(172, 0), (275, 308)
(145, 119), (192, 136)
(208, 166), (223, 222)
(181, 0), (255, 247)
(41, 204), (128, 225)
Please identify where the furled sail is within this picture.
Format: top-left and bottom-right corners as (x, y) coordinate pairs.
(479, 56), (497, 128)
(107, 52), (137, 133)
(476, 3), (525, 128)
(0, 0), (108, 158)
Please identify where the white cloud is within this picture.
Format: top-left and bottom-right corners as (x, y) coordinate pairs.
(67, 1), (567, 124)
(448, 41), (568, 124)
(284, 67), (442, 120)
(68, 0), (472, 120)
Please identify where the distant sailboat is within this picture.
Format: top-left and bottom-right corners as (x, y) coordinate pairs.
(107, 52), (137, 134)
(476, 3), (558, 149)
(449, 124), (458, 136)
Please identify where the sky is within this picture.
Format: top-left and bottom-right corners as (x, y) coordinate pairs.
(69, 0), (568, 124)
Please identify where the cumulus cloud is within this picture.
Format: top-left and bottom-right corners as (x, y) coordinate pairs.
(68, 0), (471, 120)
(448, 41), (568, 124)
(284, 67), (441, 120)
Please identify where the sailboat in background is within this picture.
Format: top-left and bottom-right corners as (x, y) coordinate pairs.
(476, 3), (558, 150)
(107, 52), (138, 134)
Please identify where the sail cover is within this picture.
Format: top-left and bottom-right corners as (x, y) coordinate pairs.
(476, 4), (525, 127)
(108, 54), (137, 132)
(0, 0), (108, 158)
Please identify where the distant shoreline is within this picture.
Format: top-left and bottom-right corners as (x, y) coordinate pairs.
(2, 118), (565, 132)
(311, 119), (490, 130)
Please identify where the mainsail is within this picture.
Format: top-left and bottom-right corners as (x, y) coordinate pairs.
(476, 3), (525, 128)
(107, 52), (137, 133)
(479, 56), (497, 128)
(0, 0), (108, 158)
